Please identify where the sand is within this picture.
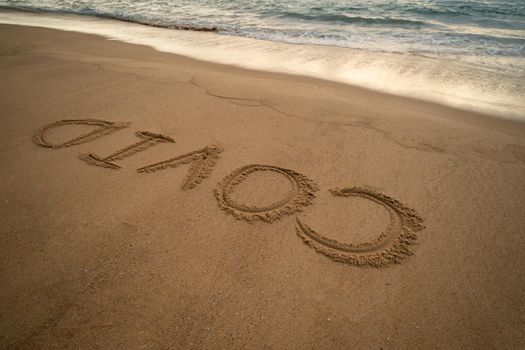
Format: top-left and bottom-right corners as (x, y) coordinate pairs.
(0, 24), (524, 349)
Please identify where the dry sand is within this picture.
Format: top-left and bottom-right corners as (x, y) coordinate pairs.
(1, 24), (525, 349)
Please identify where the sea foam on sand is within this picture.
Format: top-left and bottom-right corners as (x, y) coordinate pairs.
(0, 9), (524, 120)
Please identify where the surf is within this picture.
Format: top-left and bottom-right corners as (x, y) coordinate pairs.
(1, 9), (523, 120)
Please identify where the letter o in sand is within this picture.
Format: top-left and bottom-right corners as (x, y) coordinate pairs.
(215, 164), (318, 222)
(295, 187), (425, 268)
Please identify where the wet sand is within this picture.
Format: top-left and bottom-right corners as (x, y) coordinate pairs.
(1, 24), (524, 349)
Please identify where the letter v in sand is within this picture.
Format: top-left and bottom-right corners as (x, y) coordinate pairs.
(137, 145), (223, 190)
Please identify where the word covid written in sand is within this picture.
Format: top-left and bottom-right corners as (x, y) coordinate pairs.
(33, 119), (425, 268)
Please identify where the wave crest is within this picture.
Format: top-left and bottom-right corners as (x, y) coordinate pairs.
(279, 12), (427, 27)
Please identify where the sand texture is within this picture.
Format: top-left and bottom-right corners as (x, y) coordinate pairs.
(1, 25), (525, 349)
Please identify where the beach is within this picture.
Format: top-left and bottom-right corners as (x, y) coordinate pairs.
(1, 23), (525, 349)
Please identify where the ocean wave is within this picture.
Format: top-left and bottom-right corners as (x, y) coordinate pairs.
(408, 5), (525, 18)
(0, 5), (218, 32)
(279, 12), (427, 28)
(0, 1), (523, 64)
(97, 14), (218, 32)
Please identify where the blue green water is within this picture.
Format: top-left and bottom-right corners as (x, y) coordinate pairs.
(1, 0), (524, 63)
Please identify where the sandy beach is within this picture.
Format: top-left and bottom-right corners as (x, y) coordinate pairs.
(1, 24), (525, 349)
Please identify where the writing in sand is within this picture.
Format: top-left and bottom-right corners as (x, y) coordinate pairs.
(33, 119), (426, 268)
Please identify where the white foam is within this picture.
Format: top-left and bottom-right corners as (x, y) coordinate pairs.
(1, 10), (524, 120)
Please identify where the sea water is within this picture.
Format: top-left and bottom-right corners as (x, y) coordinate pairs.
(0, 0), (524, 119)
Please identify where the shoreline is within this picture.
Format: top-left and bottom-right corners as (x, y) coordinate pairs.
(1, 22), (525, 137)
(1, 9), (524, 121)
(1, 24), (524, 349)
